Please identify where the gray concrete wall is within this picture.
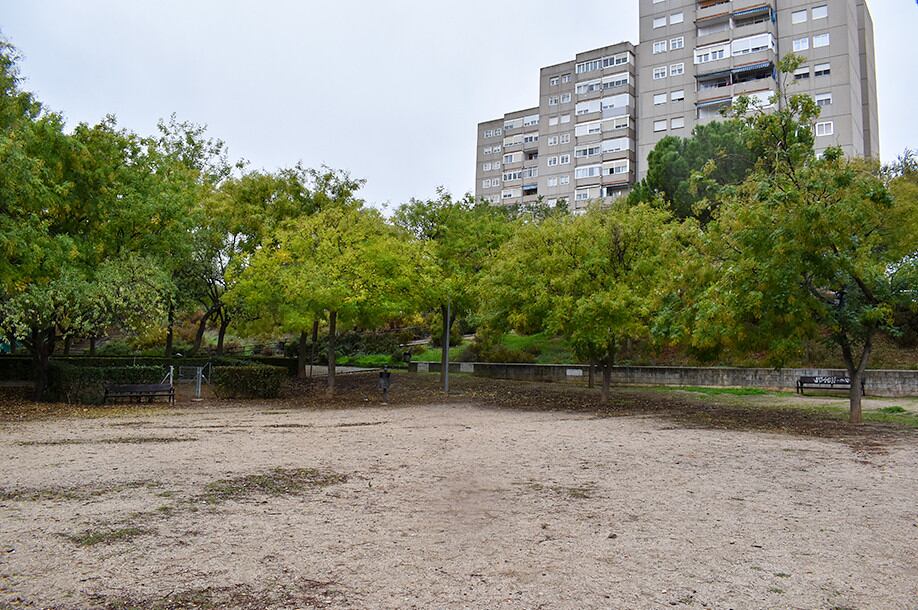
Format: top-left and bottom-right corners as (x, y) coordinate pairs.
(409, 362), (918, 397)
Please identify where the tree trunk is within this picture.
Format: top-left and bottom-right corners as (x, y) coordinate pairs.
(88, 336), (96, 356)
(309, 319), (319, 378)
(600, 364), (612, 403)
(297, 330), (308, 379)
(588, 364), (595, 389)
(31, 327), (54, 402)
(327, 311), (337, 395)
(63, 335), (72, 356)
(192, 310), (212, 355)
(165, 303), (175, 359)
(8, 332), (17, 355)
(216, 314), (229, 356)
(440, 304), (449, 385)
(841, 333), (873, 425)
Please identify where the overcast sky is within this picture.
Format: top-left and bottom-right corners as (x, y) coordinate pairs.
(3, 1), (916, 209)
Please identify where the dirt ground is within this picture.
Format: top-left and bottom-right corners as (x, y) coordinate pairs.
(1, 374), (916, 609)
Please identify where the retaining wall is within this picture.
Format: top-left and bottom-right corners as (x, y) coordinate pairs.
(409, 362), (918, 397)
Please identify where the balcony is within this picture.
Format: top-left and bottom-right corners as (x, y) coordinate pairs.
(696, 0), (731, 22)
(696, 60), (774, 103)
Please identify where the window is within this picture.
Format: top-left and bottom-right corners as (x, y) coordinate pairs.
(493, 162), (500, 170)
(671, 117), (685, 130)
(482, 162), (492, 171)
(523, 114), (539, 127)
(547, 156), (558, 167)
(697, 19), (729, 37)
(575, 165), (601, 179)
(493, 145), (501, 153)
(653, 66), (667, 80)
(813, 33), (830, 48)
(601, 137), (630, 153)
(815, 121), (834, 137)
(653, 40), (667, 54)
(610, 116), (629, 130)
(548, 116), (559, 126)
(560, 114), (571, 124)
(561, 74), (572, 83)
(575, 100), (601, 115)
(601, 93), (629, 111)
(483, 129), (494, 138)
(522, 133), (538, 144)
(812, 5), (828, 20)
(814, 92), (832, 107)
(482, 179), (491, 189)
(576, 58), (603, 74)
(653, 16), (666, 29)
(793, 37), (809, 52)
(733, 33), (774, 56)
(504, 118), (522, 130)
(495, 128), (502, 136)
(549, 76), (560, 86)
(694, 43), (729, 64)
(653, 120), (667, 132)
(560, 92), (572, 103)
(670, 36), (684, 50)
(547, 177), (558, 187)
(575, 145), (601, 158)
(548, 96), (559, 106)
(794, 66), (810, 80)
(560, 133), (571, 144)
(559, 154), (571, 165)
(503, 170), (522, 182)
(483, 146), (492, 154)
(671, 89), (685, 102)
(792, 10), (807, 24)
(670, 63), (684, 76)
(602, 72), (630, 89)
(560, 175), (570, 185)
(670, 12), (683, 25)
(501, 189), (519, 200)
(604, 159), (629, 176)
(576, 79), (602, 95)
(575, 189), (591, 202)
(654, 93), (667, 105)
(814, 63), (831, 77)
(575, 121), (602, 136)
(547, 135), (559, 146)
(503, 152), (521, 164)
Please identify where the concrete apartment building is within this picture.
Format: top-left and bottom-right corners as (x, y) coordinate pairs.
(476, 0), (878, 208)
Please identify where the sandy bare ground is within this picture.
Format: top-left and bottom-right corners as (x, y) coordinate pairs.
(0, 379), (916, 609)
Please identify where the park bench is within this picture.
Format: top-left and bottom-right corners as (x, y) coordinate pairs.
(796, 375), (865, 396)
(103, 383), (175, 405)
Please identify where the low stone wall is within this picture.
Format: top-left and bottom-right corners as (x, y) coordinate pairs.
(409, 362), (918, 397)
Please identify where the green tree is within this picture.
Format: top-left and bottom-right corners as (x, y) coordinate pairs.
(393, 190), (514, 383)
(229, 199), (430, 391)
(479, 203), (675, 402)
(629, 119), (755, 223)
(681, 56), (918, 423)
(0, 41), (197, 397)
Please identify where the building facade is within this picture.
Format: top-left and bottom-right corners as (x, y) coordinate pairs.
(476, 0), (878, 207)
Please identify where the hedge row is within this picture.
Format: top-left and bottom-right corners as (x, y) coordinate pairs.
(0, 355), (251, 381)
(47, 363), (164, 405)
(211, 365), (287, 399)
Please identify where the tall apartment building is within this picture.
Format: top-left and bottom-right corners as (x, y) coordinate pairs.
(477, 43), (637, 210)
(476, 0), (878, 207)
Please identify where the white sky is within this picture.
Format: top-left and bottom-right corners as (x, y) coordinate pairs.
(3, 1), (916, 209)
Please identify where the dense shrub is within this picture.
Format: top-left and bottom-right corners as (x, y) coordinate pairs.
(212, 365), (287, 399)
(0, 356), (33, 380)
(47, 363), (164, 404)
(456, 342), (536, 364)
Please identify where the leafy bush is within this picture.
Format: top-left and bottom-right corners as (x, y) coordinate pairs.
(0, 356), (34, 380)
(212, 365), (287, 399)
(47, 363), (164, 404)
(456, 341), (536, 364)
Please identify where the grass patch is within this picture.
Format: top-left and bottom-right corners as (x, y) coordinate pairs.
(773, 403), (918, 429)
(500, 332), (574, 364)
(413, 345), (465, 363)
(676, 386), (771, 397)
(0, 480), (158, 502)
(878, 406), (907, 414)
(337, 353), (397, 368)
(199, 467), (347, 505)
(64, 526), (152, 546)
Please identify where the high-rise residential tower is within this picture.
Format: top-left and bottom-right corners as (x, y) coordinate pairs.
(475, 0), (878, 206)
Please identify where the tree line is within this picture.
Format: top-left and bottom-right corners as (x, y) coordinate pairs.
(1, 44), (916, 422)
